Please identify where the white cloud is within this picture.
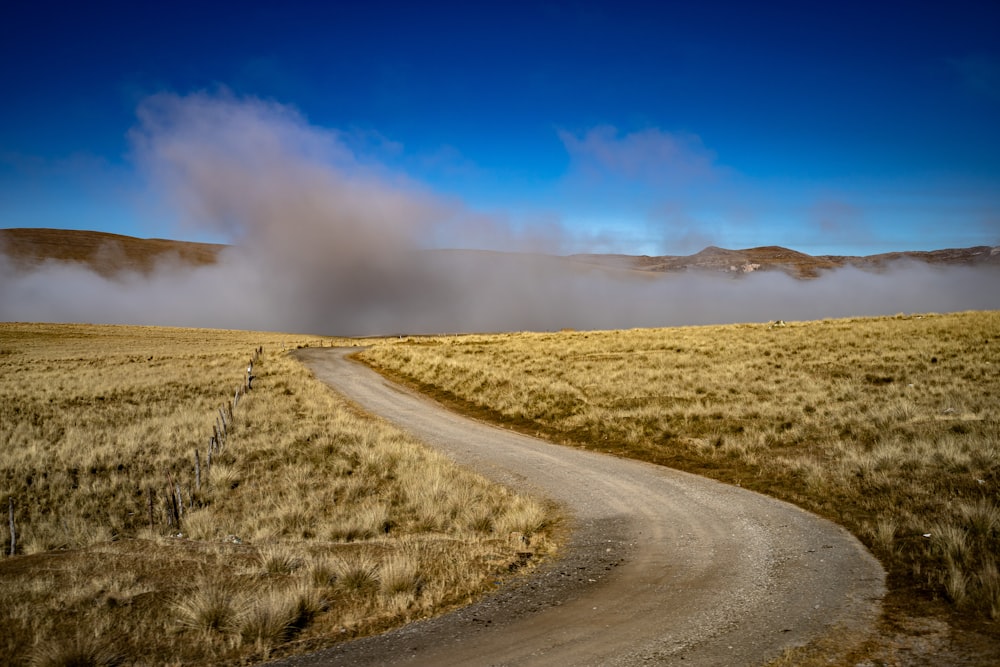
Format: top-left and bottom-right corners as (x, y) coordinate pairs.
(557, 125), (721, 187)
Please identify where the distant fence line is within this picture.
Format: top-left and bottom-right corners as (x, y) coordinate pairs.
(155, 344), (264, 534)
(4, 345), (265, 555)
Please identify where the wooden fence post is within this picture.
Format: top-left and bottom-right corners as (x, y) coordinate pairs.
(195, 449), (201, 492)
(175, 484), (184, 520)
(8, 497), (15, 557)
(165, 483), (175, 527)
(147, 487), (155, 530)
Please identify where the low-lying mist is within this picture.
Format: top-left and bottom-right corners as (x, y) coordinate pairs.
(2, 249), (997, 335)
(2, 92), (998, 335)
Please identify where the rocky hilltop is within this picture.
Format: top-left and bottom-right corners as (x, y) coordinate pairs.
(571, 243), (1000, 278)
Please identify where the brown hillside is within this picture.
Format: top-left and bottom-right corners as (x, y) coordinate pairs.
(3, 227), (998, 280)
(0, 228), (223, 276)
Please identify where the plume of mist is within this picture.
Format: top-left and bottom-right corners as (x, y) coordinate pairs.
(2, 92), (998, 335)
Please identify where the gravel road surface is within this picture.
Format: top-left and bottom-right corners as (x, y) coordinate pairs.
(276, 348), (885, 666)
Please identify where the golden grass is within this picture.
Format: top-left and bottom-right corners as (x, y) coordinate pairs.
(359, 311), (1000, 634)
(0, 323), (558, 665)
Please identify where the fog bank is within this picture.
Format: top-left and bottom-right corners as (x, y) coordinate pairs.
(2, 92), (998, 335)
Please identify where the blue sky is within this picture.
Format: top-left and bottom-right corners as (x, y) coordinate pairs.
(2, 0), (999, 256)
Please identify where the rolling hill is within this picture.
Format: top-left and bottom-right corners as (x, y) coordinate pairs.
(0, 228), (223, 276)
(2, 227), (998, 279)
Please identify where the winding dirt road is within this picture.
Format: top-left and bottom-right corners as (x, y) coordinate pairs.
(279, 348), (885, 666)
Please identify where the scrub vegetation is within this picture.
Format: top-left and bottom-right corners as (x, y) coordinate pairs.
(0, 323), (557, 666)
(359, 311), (1000, 635)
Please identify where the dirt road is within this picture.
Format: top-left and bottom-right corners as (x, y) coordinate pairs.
(279, 348), (885, 666)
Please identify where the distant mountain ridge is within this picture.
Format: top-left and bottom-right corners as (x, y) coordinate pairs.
(2, 227), (998, 279)
(570, 243), (1000, 278)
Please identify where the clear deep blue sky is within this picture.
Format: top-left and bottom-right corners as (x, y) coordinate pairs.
(2, 0), (998, 256)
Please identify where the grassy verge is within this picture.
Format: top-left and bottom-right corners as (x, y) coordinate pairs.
(358, 311), (1000, 658)
(0, 323), (558, 665)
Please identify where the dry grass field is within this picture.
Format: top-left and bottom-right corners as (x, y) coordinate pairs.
(359, 311), (1000, 647)
(0, 324), (557, 666)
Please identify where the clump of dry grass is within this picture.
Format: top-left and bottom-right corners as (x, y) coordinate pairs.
(0, 323), (559, 666)
(29, 633), (123, 667)
(495, 497), (553, 538)
(238, 582), (324, 652)
(378, 547), (423, 597)
(360, 310), (1000, 626)
(173, 581), (245, 635)
(867, 517), (899, 556)
(256, 544), (304, 576)
(331, 552), (381, 593)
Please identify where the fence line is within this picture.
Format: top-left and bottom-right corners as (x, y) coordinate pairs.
(164, 344), (263, 534)
(4, 345), (266, 555)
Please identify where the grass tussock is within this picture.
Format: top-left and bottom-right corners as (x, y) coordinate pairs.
(173, 582), (245, 635)
(359, 311), (1000, 629)
(0, 323), (559, 666)
(331, 552), (381, 593)
(29, 634), (124, 667)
